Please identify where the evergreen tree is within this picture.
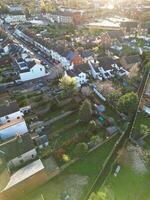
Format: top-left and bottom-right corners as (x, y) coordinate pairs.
(79, 99), (92, 122)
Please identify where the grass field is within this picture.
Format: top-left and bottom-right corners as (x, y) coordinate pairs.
(100, 165), (150, 200)
(134, 112), (150, 130)
(18, 135), (119, 200)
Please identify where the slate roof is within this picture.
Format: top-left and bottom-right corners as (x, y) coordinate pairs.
(0, 48), (5, 54)
(34, 135), (48, 146)
(98, 56), (116, 70)
(50, 10), (74, 17)
(121, 21), (138, 28)
(74, 63), (89, 73)
(108, 30), (124, 40)
(0, 101), (19, 118)
(9, 44), (24, 55)
(0, 133), (35, 161)
(67, 70), (77, 77)
(66, 50), (75, 60)
(81, 50), (93, 58)
(125, 55), (141, 64)
(67, 63), (89, 77)
(141, 22), (150, 34)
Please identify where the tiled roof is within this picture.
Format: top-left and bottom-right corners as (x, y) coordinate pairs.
(125, 55), (141, 64)
(0, 101), (19, 118)
(0, 133), (35, 161)
(34, 135), (48, 146)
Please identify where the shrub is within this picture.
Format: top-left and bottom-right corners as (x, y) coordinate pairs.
(75, 142), (88, 158)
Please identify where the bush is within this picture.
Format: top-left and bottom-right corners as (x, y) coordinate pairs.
(54, 148), (65, 159)
(75, 142), (88, 158)
(50, 99), (59, 111)
(19, 99), (28, 107)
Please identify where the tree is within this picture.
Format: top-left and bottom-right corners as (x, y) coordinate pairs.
(144, 62), (150, 72)
(40, 0), (46, 13)
(59, 73), (77, 97)
(89, 192), (107, 200)
(88, 120), (97, 132)
(140, 124), (150, 137)
(89, 189), (114, 200)
(0, 1), (9, 14)
(107, 91), (121, 105)
(90, 135), (102, 146)
(24, 8), (30, 17)
(75, 143), (88, 158)
(117, 92), (138, 116)
(79, 99), (92, 122)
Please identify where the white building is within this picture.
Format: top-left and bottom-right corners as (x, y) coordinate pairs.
(7, 5), (23, 13)
(74, 72), (88, 87)
(66, 64), (89, 87)
(0, 45), (9, 56)
(0, 19), (3, 26)
(5, 15), (26, 24)
(88, 57), (128, 80)
(0, 101), (24, 124)
(19, 63), (48, 82)
(0, 121), (28, 140)
(0, 101), (28, 140)
(44, 11), (74, 24)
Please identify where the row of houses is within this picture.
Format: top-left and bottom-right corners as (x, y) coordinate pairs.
(0, 98), (49, 168)
(0, 38), (50, 82)
(14, 26), (143, 87)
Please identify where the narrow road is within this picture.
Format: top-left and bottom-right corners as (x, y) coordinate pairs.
(84, 69), (150, 200)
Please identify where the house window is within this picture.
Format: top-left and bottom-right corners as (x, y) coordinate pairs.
(5, 116), (9, 120)
(31, 154), (35, 159)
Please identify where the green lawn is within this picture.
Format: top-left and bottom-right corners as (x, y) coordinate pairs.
(50, 112), (79, 132)
(54, 122), (88, 146)
(134, 112), (150, 130)
(133, 112), (150, 148)
(100, 165), (150, 200)
(40, 102), (76, 121)
(68, 135), (119, 200)
(18, 135), (119, 200)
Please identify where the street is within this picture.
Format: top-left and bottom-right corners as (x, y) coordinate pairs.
(0, 24), (62, 92)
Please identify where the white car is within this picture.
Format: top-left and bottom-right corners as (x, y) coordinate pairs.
(114, 165), (121, 177)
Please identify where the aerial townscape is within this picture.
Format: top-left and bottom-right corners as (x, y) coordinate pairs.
(0, 0), (150, 200)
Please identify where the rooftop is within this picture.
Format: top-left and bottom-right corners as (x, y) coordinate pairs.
(125, 55), (142, 64)
(98, 56), (118, 70)
(3, 159), (44, 191)
(0, 101), (19, 118)
(0, 117), (24, 131)
(0, 133), (35, 161)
